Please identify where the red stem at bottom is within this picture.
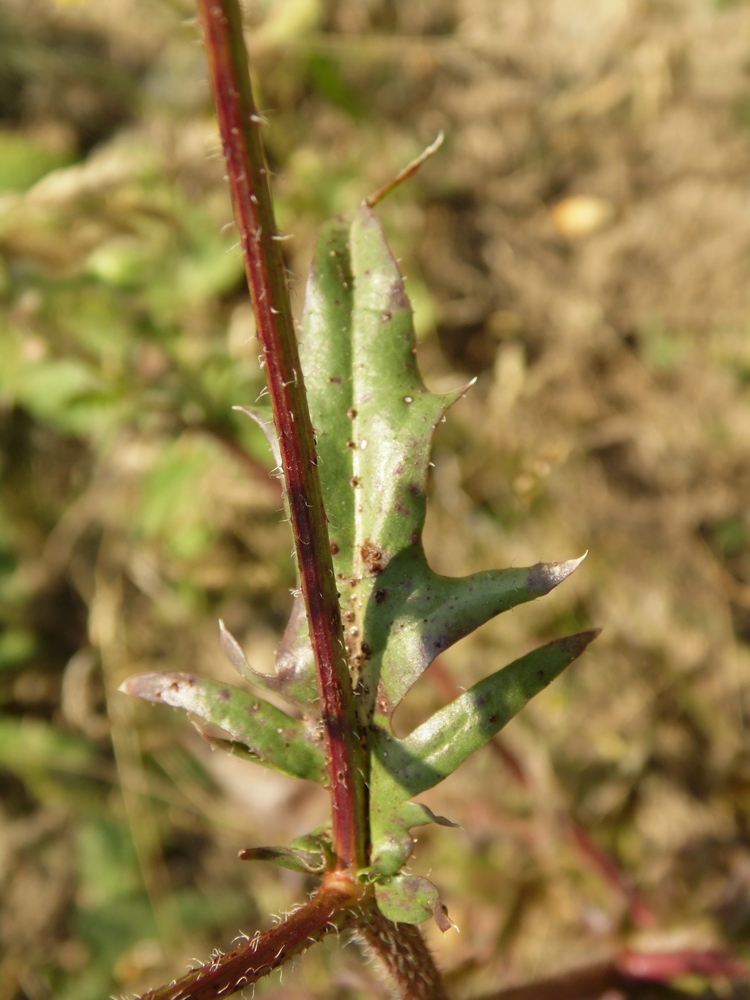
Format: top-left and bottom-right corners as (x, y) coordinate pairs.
(129, 876), (360, 1000)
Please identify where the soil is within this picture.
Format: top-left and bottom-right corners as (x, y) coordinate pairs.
(1, 1), (749, 999)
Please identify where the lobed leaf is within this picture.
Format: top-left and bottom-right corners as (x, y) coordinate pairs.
(300, 207), (587, 719)
(119, 672), (326, 784)
(297, 205), (599, 891)
(121, 204), (598, 921)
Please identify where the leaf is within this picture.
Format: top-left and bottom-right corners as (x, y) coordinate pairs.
(374, 874), (455, 931)
(218, 618), (317, 704)
(119, 672), (326, 784)
(297, 205), (597, 876)
(394, 628), (600, 796)
(300, 208), (588, 717)
(238, 845), (326, 874)
(369, 630), (600, 874)
(122, 204), (596, 896)
(238, 829), (333, 874)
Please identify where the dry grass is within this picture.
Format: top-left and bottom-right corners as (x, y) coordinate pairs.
(1, 1), (749, 998)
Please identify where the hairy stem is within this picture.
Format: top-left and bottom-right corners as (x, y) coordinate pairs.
(196, 0), (367, 871)
(352, 896), (450, 1000)
(131, 877), (358, 1000)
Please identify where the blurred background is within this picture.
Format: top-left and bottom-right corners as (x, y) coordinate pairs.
(1, 1), (749, 998)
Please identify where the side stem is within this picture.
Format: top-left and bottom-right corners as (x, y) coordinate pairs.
(132, 877), (358, 1000)
(196, 0), (367, 871)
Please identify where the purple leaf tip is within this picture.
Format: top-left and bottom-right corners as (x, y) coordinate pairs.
(527, 552), (587, 595)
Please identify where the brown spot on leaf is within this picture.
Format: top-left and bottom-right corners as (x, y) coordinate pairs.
(361, 539), (385, 575)
(375, 680), (393, 716)
(330, 540), (340, 555)
(374, 588), (387, 604)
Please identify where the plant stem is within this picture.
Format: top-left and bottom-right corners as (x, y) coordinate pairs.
(470, 959), (619, 1000)
(196, 0), (367, 871)
(131, 877), (358, 1000)
(352, 896), (450, 1000)
(471, 947), (748, 1000)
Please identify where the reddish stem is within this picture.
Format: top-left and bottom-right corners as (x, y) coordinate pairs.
(195, 0), (366, 871)
(470, 959), (619, 1000)
(131, 877), (358, 1000)
(617, 947), (748, 982)
(471, 947), (748, 1000)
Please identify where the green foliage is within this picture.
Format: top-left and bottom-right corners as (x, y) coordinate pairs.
(125, 205), (594, 927)
(374, 873), (454, 931)
(0, 131), (74, 193)
(120, 670), (327, 783)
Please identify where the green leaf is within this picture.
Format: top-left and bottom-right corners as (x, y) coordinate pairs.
(300, 208), (588, 717)
(119, 672), (326, 784)
(0, 716), (94, 772)
(374, 873), (455, 931)
(396, 628), (600, 795)
(0, 131), (75, 193)
(122, 203), (597, 894)
(369, 629), (600, 874)
(238, 828), (333, 874)
(237, 845), (326, 874)
(0, 716), (98, 808)
(296, 205), (597, 872)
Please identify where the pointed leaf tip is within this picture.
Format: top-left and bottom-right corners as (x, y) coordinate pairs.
(527, 552), (588, 595)
(218, 620), (278, 692)
(397, 627), (601, 797)
(237, 845), (326, 874)
(567, 625), (602, 653)
(218, 619), (251, 676)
